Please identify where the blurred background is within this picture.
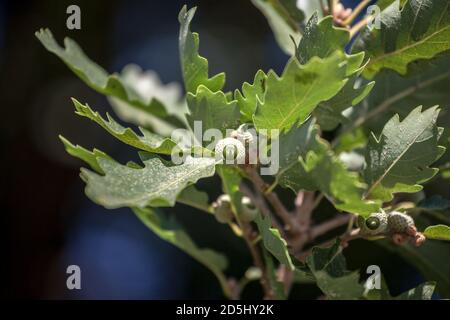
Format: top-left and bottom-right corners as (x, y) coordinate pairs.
(1, 0), (445, 299)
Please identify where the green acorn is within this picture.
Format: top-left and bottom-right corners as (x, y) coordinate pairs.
(359, 210), (389, 235)
(213, 194), (234, 224)
(240, 196), (258, 222)
(387, 211), (415, 234)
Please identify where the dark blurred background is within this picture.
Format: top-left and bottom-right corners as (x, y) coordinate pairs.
(0, 0), (438, 299)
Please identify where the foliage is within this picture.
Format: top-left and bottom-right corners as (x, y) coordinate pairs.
(37, 1), (450, 300)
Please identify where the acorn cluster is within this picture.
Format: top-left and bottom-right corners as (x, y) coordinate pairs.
(358, 209), (426, 247)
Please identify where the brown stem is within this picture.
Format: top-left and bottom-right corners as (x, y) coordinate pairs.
(239, 183), (284, 233)
(241, 223), (274, 299)
(310, 214), (351, 239)
(277, 264), (294, 296)
(243, 166), (298, 233)
(296, 192), (320, 227)
(294, 228), (362, 261)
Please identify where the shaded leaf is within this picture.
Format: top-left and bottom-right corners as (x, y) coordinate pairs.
(177, 185), (212, 213)
(356, 0), (450, 79)
(254, 213), (294, 270)
(364, 106), (445, 202)
(418, 195), (450, 211)
(394, 282), (436, 300)
(186, 85), (240, 139)
(297, 14), (364, 72)
(307, 240), (365, 300)
(276, 120), (380, 217)
(294, 14), (373, 130)
(178, 6), (225, 93)
(108, 65), (187, 136)
(251, 0), (304, 55)
(315, 76), (375, 131)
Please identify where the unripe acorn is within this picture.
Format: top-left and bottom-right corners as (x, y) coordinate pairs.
(387, 211), (415, 234)
(213, 194), (234, 224)
(215, 137), (246, 164)
(359, 210), (389, 235)
(240, 196), (258, 222)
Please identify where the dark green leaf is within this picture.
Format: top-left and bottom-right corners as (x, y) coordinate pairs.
(364, 106), (445, 202)
(355, 0), (450, 79)
(254, 213), (294, 270)
(178, 6), (225, 93)
(186, 85), (240, 139)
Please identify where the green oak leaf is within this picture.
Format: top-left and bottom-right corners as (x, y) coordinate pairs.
(297, 14), (364, 73)
(254, 213), (294, 270)
(307, 240), (365, 300)
(424, 224), (450, 241)
(394, 282), (436, 300)
(72, 99), (178, 155)
(234, 70), (267, 122)
(177, 185), (212, 214)
(364, 106), (446, 202)
(355, 0), (450, 79)
(251, 0), (304, 56)
(315, 76), (375, 131)
(80, 153), (216, 209)
(294, 14), (372, 131)
(253, 52), (349, 133)
(107, 64), (187, 136)
(134, 207), (231, 298)
(276, 119), (380, 217)
(186, 85), (240, 140)
(60, 137), (212, 212)
(365, 276), (436, 300)
(178, 6), (225, 93)
(59, 136), (111, 174)
(35, 29), (180, 123)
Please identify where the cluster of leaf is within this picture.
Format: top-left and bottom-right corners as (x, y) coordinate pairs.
(36, 0), (450, 299)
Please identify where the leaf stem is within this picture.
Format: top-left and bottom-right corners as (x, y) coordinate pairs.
(240, 183), (285, 233)
(243, 166), (298, 233)
(310, 214), (352, 239)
